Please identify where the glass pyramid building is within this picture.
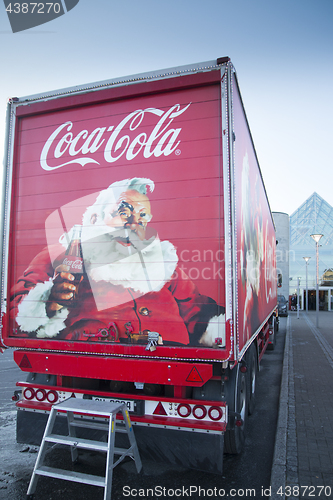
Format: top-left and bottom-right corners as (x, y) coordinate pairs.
(289, 192), (333, 309)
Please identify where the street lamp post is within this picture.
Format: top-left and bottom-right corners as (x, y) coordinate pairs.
(303, 257), (311, 312)
(310, 234), (323, 328)
(297, 277), (300, 319)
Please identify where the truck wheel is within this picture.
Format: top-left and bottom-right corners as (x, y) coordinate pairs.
(267, 316), (276, 351)
(267, 328), (276, 350)
(224, 365), (248, 454)
(246, 344), (257, 415)
(267, 331), (275, 350)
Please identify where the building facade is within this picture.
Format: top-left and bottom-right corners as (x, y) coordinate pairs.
(289, 192), (333, 311)
(272, 212), (290, 301)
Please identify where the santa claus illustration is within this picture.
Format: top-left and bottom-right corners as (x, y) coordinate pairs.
(11, 177), (225, 347)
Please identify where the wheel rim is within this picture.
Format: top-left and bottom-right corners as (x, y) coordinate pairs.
(239, 375), (246, 422)
(251, 357), (256, 395)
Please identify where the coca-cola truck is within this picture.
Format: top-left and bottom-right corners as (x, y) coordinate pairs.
(0, 58), (277, 474)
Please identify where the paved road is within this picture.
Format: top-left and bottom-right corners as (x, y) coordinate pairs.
(0, 319), (286, 500)
(0, 348), (37, 498)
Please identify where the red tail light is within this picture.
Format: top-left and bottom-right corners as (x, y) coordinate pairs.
(193, 405), (207, 419)
(208, 406), (223, 421)
(46, 390), (58, 404)
(177, 404), (191, 418)
(23, 388), (35, 400)
(35, 389), (47, 402)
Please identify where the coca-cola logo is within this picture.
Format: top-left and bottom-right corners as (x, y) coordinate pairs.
(40, 103), (191, 171)
(63, 258), (83, 271)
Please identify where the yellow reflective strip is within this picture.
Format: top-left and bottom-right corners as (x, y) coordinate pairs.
(126, 410), (132, 429)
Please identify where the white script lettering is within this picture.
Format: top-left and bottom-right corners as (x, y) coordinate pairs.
(40, 104), (191, 171)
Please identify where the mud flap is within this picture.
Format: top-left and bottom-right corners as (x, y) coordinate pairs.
(128, 425), (224, 474)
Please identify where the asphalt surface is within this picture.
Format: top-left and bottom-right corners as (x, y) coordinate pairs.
(0, 318), (287, 499)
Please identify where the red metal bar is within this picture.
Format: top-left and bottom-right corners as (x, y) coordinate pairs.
(14, 350), (213, 387)
(258, 323), (270, 362)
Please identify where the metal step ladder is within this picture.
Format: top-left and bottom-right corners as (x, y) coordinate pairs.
(26, 398), (142, 499)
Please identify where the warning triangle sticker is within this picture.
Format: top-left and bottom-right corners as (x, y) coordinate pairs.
(153, 402), (167, 416)
(19, 354), (32, 369)
(186, 366), (203, 383)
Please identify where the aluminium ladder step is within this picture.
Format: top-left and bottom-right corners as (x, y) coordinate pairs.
(44, 433), (109, 451)
(53, 398), (125, 415)
(34, 465), (106, 487)
(44, 433), (136, 457)
(69, 419), (128, 433)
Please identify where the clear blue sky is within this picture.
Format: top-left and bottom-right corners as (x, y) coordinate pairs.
(0, 0), (332, 215)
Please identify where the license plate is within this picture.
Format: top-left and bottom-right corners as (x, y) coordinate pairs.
(92, 396), (135, 412)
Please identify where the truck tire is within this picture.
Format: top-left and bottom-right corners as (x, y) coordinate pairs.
(267, 330), (276, 350)
(224, 365), (248, 454)
(246, 343), (257, 415)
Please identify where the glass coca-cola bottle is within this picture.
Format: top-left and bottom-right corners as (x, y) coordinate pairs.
(61, 224), (84, 304)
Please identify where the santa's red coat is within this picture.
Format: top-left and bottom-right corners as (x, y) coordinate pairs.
(10, 246), (218, 346)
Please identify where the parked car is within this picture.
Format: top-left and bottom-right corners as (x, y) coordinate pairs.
(278, 295), (288, 316)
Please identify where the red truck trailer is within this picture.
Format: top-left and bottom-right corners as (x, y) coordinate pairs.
(0, 58), (277, 474)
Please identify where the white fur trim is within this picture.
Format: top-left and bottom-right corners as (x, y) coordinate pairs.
(16, 280), (53, 332)
(199, 314), (226, 347)
(87, 238), (178, 312)
(16, 279), (69, 337)
(35, 308), (69, 338)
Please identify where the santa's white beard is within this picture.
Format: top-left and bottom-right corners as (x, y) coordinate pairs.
(63, 222), (178, 296)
